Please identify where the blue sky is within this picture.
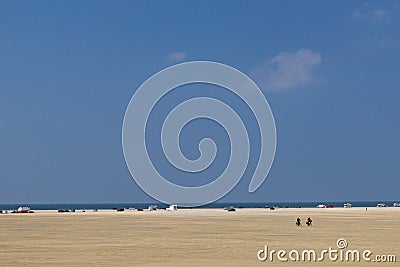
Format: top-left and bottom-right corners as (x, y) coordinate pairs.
(1, 1), (399, 203)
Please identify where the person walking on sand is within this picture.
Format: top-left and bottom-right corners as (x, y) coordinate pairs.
(306, 217), (312, 226)
(296, 217), (301, 226)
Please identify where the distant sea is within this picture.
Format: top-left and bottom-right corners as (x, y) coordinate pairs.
(0, 201), (399, 210)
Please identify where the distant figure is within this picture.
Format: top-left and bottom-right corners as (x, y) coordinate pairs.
(306, 217), (312, 226)
(366, 207), (368, 211)
(296, 217), (301, 226)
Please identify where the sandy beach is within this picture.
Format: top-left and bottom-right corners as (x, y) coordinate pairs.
(0, 207), (399, 266)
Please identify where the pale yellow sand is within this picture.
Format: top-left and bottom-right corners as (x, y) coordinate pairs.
(0, 208), (399, 266)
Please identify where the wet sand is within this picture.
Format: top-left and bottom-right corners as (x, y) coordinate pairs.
(0, 208), (398, 266)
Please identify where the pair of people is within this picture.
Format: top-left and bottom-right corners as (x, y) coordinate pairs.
(296, 217), (312, 226)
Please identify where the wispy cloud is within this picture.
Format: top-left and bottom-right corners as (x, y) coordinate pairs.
(352, 9), (388, 20)
(167, 52), (188, 62)
(250, 49), (321, 91)
(352, 11), (364, 18)
(372, 9), (387, 19)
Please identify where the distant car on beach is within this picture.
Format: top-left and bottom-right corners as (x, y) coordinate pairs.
(148, 205), (158, 211)
(58, 209), (70, 213)
(224, 206), (236, 212)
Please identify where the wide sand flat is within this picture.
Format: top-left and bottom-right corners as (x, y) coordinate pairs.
(0, 208), (399, 266)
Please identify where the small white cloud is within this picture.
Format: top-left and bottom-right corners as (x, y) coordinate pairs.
(250, 49), (321, 91)
(352, 10), (364, 18)
(352, 9), (388, 20)
(372, 9), (387, 20)
(167, 52), (188, 62)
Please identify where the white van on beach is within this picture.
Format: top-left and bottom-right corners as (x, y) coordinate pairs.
(17, 206), (30, 213)
(166, 205), (178, 211)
